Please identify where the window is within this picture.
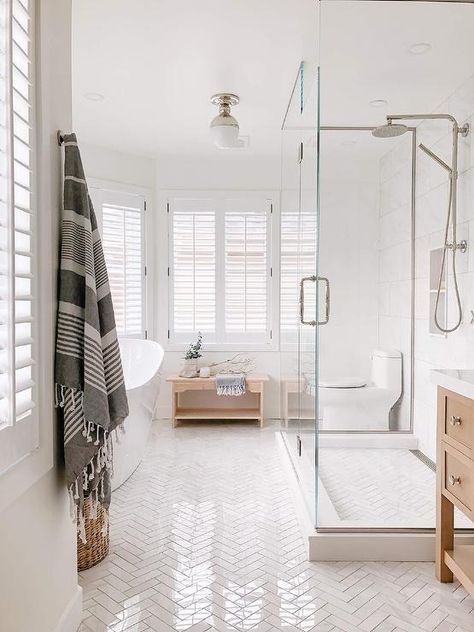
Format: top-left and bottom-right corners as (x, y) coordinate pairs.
(90, 187), (147, 338)
(0, 0), (38, 474)
(280, 210), (317, 342)
(168, 193), (273, 346)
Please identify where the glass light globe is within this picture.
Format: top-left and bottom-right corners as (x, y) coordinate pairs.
(210, 114), (239, 148)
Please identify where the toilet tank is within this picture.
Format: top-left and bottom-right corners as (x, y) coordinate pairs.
(371, 348), (402, 391)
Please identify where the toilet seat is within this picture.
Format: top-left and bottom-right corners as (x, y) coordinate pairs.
(319, 377), (367, 389)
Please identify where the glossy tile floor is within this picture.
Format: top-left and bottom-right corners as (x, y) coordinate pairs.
(80, 421), (474, 632)
(319, 448), (472, 527)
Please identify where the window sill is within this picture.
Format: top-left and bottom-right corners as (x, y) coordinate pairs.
(165, 342), (279, 353)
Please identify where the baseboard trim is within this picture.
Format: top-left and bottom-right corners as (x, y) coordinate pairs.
(53, 585), (82, 632)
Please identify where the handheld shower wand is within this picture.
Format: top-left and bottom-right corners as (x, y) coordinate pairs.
(373, 114), (469, 334)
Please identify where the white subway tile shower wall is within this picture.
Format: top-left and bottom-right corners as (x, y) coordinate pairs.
(379, 72), (474, 459)
(378, 133), (413, 431)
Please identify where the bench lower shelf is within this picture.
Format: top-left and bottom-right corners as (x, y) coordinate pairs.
(175, 407), (261, 421)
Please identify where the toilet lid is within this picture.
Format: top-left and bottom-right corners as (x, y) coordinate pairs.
(319, 377), (367, 389)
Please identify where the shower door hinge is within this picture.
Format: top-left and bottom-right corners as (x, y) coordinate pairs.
(270, 202), (273, 214)
(167, 329), (170, 339)
(166, 201), (170, 213)
(298, 141), (304, 164)
(145, 329), (148, 339)
(270, 329), (273, 340)
(144, 200), (147, 211)
(296, 435), (302, 457)
(144, 265), (147, 276)
(167, 266), (170, 276)
(270, 267), (273, 277)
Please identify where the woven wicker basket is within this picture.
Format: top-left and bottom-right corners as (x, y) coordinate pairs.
(77, 496), (110, 571)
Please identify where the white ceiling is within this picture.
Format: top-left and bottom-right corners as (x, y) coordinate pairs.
(319, 1), (474, 128)
(72, 0), (317, 158)
(72, 1), (474, 160)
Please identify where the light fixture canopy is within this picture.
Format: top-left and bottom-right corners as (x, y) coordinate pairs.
(210, 93), (240, 148)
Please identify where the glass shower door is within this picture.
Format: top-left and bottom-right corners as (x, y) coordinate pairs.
(280, 62), (320, 523)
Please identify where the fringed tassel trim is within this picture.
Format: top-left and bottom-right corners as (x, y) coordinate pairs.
(216, 384), (246, 396)
(69, 426), (115, 544)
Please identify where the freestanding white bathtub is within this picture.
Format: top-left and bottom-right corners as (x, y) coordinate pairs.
(112, 338), (164, 491)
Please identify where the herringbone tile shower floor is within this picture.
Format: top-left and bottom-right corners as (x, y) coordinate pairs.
(79, 421), (474, 632)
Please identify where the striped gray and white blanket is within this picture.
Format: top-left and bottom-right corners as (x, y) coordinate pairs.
(216, 373), (246, 396)
(55, 133), (129, 542)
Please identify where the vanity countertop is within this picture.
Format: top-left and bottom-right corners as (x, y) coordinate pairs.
(431, 369), (474, 399)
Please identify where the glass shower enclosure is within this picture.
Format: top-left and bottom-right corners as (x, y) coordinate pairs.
(281, 0), (474, 541)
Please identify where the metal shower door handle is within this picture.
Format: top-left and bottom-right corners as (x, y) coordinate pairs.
(299, 276), (330, 326)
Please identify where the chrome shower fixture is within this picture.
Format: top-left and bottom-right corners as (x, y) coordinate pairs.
(373, 113), (470, 333)
(372, 122), (409, 138)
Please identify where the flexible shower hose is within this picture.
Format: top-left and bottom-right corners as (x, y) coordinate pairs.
(434, 175), (463, 333)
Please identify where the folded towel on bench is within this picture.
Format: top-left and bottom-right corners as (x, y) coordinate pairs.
(216, 373), (246, 396)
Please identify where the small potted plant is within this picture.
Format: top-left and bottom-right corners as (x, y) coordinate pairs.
(179, 332), (203, 378)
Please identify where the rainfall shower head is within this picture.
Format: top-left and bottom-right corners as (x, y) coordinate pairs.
(372, 122), (409, 138)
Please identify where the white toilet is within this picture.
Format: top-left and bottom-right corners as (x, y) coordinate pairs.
(317, 348), (402, 431)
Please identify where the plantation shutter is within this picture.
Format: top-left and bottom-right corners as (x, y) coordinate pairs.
(224, 199), (271, 342)
(280, 210), (317, 340)
(0, 0), (38, 472)
(170, 198), (216, 341)
(168, 193), (273, 346)
(101, 202), (145, 337)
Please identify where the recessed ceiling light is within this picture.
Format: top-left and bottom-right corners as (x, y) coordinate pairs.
(369, 99), (388, 108)
(84, 92), (104, 102)
(408, 42), (432, 55)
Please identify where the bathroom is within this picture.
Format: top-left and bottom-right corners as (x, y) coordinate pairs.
(2, 1), (474, 631)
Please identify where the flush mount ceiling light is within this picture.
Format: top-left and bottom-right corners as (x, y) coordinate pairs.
(210, 93), (241, 148)
(408, 42), (432, 55)
(369, 99), (388, 108)
(84, 92), (104, 102)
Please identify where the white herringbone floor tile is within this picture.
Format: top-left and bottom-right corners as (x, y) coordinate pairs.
(79, 420), (474, 631)
(318, 448), (472, 527)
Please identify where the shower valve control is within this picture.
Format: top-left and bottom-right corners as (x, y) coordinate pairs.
(446, 240), (467, 253)
(448, 474), (462, 486)
(450, 415), (462, 426)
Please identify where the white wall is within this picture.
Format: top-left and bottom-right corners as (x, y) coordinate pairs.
(380, 72), (474, 459)
(413, 74), (474, 461)
(378, 134), (413, 431)
(79, 142), (156, 191)
(0, 2), (81, 632)
(319, 176), (379, 383)
(79, 148), (283, 419)
(154, 155), (283, 419)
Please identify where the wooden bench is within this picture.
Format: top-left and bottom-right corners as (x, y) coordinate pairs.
(166, 374), (269, 428)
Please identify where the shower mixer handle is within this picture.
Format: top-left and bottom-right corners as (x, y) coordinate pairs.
(446, 240), (467, 253)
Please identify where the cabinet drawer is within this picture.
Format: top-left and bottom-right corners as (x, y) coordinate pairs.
(442, 390), (474, 457)
(444, 448), (474, 512)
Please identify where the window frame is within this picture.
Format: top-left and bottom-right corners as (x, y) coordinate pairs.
(88, 178), (150, 340)
(165, 190), (280, 352)
(0, 0), (39, 479)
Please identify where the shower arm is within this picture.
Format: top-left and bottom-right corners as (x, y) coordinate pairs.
(387, 113), (469, 248)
